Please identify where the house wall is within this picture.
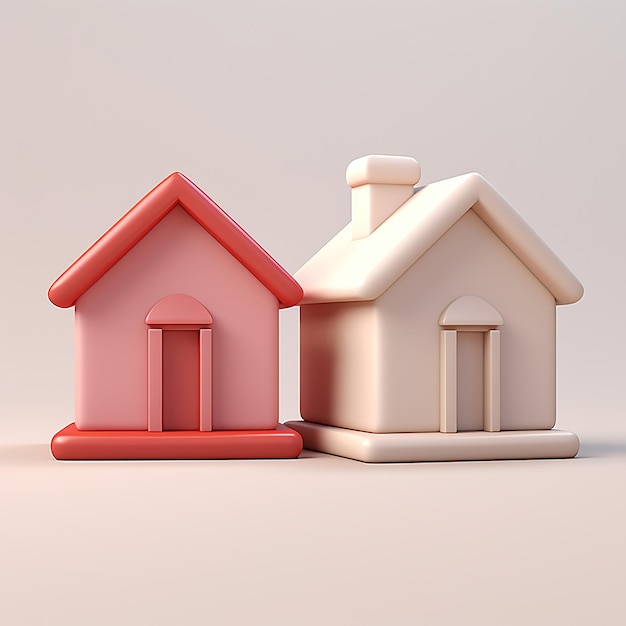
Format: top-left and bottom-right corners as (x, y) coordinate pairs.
(300, 301), (380, 431)
(300, 209), (556, 434)
(375, 209), (556, 433)
(74, 206), (279, 430)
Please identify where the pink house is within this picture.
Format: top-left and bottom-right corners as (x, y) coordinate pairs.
(49, 172), (303, 460)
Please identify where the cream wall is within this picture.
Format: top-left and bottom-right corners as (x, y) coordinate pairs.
(301, 209), (556, 434)
(378, 210), (556, 433)
(300, 301), (380, 431)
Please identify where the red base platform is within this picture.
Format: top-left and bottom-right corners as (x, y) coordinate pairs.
(51, 423), (303, 460)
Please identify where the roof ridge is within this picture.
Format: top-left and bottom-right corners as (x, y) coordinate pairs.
(296, 172), (582, 305)
(48, 173), (302, 308)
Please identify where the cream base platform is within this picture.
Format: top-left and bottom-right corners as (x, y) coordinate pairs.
(286, 420), (579, 463)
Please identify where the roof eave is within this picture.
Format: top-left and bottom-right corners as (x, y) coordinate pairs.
(296, 172), (583, 307)
(48, 173), (303, 309)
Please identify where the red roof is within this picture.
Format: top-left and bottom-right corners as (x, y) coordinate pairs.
(48, 172), (303, 308)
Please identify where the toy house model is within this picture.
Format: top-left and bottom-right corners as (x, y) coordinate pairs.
(49, 172), (303, 460)
(287, 155), (583, 462)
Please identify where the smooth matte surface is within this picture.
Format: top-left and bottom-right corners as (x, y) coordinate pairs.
(300, 211), (559, 434)
(440, 295), (504, 327)
(145, 293), (214, 326)
(457, 331), (484, 431)
(287, 421), (579, 463)
(2, 1), (624, 624)
(147, 328), (162, 432)
(73, 206), (281, 431)
(346, 154), (422, 187)
(2, 417), (624, 626)
(296, 173), (583, 305)
(162, 330), (199, 431)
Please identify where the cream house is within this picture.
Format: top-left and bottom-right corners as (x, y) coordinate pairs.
(287, 155), (583, 462)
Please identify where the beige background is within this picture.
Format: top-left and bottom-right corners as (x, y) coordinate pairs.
(1, 1), (624, 624)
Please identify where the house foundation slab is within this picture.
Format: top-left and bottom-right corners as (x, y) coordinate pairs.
(285, 421), (579, 463)
(51, 423), (303, 460)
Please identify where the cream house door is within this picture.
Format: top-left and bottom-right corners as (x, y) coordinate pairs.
(439, 296), (503, 433)
(456, 331), (484, 431)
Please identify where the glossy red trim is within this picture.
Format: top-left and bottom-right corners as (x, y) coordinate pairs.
(50, 423), (303, 460)
(48, 173), (303, 308)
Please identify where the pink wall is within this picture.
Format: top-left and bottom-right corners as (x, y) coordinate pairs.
(74, 206), (279, 430)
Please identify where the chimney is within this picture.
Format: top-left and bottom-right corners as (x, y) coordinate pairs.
(346, 155), (421, 240)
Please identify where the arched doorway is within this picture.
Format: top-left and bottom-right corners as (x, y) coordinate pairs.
(439, 296), (502, 433)
(145, 294), (213, 432)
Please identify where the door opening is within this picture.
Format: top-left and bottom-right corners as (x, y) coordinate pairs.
(439, 296), (502, 433)
(162, 330), (200, 431)
(456, 331), (484, 431)
(145, 294), (213, 432)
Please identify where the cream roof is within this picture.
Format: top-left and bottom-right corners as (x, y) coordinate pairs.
(296, 172), (583, 305)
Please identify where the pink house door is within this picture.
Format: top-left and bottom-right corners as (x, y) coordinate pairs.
(162, 330), (200, 430)
(145, 294), (213, 432)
